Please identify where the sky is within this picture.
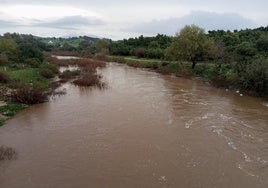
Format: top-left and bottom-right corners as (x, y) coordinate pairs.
(0, 0), (267, 40)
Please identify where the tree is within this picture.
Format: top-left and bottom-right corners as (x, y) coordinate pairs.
(78, 40), (96, 54)
(0, 38), (18, 62)
(256, 34), (268, 54)
(165, 25), (212, 69)
(96, 39), (109, 54)
(235, 42), (257, 62)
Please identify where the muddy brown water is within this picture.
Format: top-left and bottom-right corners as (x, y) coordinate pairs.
(0, 63), (267, 188)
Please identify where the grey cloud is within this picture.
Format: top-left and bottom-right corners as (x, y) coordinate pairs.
(33, 15), (105, 29)
(2, 0), (267, 8)
(0, 19), (21, 28)
(126, 11), (258, 36)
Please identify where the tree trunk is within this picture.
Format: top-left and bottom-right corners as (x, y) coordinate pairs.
(192, 61), (197, 69)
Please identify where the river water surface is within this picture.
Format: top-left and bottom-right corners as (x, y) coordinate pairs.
(0, 63), (267, 188)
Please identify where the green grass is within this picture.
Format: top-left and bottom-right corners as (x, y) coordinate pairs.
(8, 68), (43, 83)
(192, 64), (216, 79)
(0, 101), (25, 117)
(124, 56), (162, 63)
(8, 68), (49, 87)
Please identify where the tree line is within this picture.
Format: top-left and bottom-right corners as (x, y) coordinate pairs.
(108, 25), (267, 96)
(1, 25), (267, 96)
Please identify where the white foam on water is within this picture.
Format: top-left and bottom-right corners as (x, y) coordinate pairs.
(243, 153), (252, 162)
(238, 164), (257, 177)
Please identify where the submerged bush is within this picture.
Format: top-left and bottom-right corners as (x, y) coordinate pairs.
(0, 71), (11, 83)
(59, 70), (80, 79)
(73, 73), (105, 88)
(0, 146), (17, 161)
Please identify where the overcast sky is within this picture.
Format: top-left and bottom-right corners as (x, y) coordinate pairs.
(0, 0), (267, 40)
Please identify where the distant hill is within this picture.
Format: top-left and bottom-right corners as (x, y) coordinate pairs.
(41, 36), (100, 48)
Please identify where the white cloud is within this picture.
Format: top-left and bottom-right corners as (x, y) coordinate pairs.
(0, 1), (267, 39)
(0, 5), (102, 22)
(126, 11), (258, 36)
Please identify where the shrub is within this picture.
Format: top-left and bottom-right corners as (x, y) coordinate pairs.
(0, 119), (4, 126)
(73, 73), (105, 88)
(193, 64), (216, 79)
(144, 48), (164, 59)
(8, 63), (26, 70)
(0, 101), (25, 116)
(0, 53), (9, 65)
(40, 63), (59, 79)
(0, 71), (11, 83)
(233, 58), (268, 95)
(134, 48), (145, 58)
(108, 56), (126, 64)
(24, 58), (42, 68)
(178, 68), (191, 77)
(10, 83), (49, 104)
(59, 70), (80, 79)
(40, 68), (54, 78)
(41, 63), (59, 74)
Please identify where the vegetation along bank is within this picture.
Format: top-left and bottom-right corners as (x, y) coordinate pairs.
(0, 25), (267, 126)
(0, 34), (105, 127)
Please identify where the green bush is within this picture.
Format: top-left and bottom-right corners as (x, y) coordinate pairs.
(24, 58), (42, 68)
(0, 53), (9, 65)
(40, 68), (54, 78)
(40, 63), (59, 74)
(39, 63), (59, 79)
(144, 48), (164, 59)
(8, 63), (26, 70)
(0, 101), (25, 116)
(234, 58), (268, 95)
(59, 70), (80, 79)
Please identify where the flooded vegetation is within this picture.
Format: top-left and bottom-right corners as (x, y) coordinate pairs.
(51, 55), (106, 88)
(0, 146), (17, 161)
(0, 63), (267, 187)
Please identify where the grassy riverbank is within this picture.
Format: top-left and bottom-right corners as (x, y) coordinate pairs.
(106, 55), (268, 98)
(107, 56), (222, 79)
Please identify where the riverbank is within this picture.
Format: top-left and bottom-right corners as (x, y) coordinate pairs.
(0, 54), (106, 126)
(0, 63), (57, 126)
(105, 55), (268, 99)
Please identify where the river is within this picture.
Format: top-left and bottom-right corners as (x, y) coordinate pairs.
(0, 63), (267, 188)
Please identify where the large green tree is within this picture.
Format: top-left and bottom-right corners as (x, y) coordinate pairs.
(165, 25), (212, 69)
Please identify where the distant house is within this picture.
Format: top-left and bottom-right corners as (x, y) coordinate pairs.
(48, 40), (54, 45)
